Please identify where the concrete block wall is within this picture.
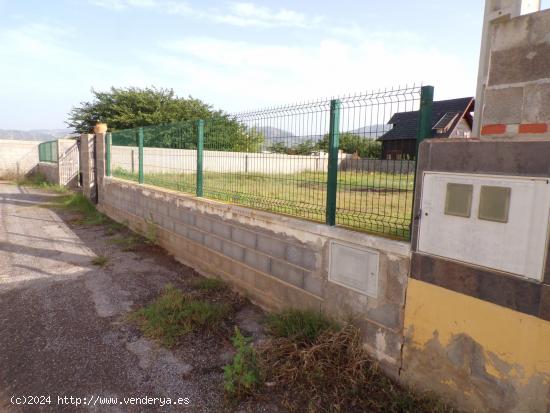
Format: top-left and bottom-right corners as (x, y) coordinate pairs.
(37, 162), (59, 183)
(98, 176), (410, 373)
(481, 8), (550, 137)
(0, 139), (40, 178)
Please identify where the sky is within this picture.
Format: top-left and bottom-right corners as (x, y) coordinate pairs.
(0, 0), (522, 130)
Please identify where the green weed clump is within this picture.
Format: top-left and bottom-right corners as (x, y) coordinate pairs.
(56, 193), (107, 225)
(265, 309), (337, 344)
(16, 172), (68, 193)
(223, 327), (261, 400)
(193, 277), (227, 292)
(131, 285), (230, 347)
(91, 255), (109, 267)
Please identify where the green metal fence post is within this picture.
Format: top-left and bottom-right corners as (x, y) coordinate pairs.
(138, 127), (144, 184)
(105, 133), (112, 177)
(416, 85), (434, 153)
(196, 120), (204, 197)
(325, 99), (341, 226)
(410, 85), (434, 240)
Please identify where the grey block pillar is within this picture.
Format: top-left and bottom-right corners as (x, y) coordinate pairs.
(95, 133), (106, 205)
(79, 133), (96, 202)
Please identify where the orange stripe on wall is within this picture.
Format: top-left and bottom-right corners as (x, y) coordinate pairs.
(519, 123), (548, 134)
(481, 124), (506, 135)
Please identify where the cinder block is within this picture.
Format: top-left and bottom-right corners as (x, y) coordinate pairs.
(211, 221), (232, 239)
(244, 249), (270, 274)
(157, 202), (168, 216)
(187, 227), (204, 244)
(366, 302), (402, 330)
(195, 216), (212, 232)
(222, 241), (245, 262)
(204, 234), (223, 252)
(162, 216), (175, 232)
(179, 209), (195, 226)
(489, 42), (550, 86)
(270, 260), (305, 289)
(360, 320), (402, 365)
(483, 87), (523, 124)
(285, 245), (317, 270)
(522, 83), (550, 123)
(257, 235), (287, 259)
(303, 273), (324, 297)
(385, 260), (408, 304)
(231, 227), (257, 248)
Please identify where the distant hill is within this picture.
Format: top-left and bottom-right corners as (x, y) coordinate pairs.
(252, 124), (390, 149)
(0, 128), (74, 141)
(348, 124), (391, 138)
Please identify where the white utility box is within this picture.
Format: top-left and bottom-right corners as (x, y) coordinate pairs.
(329, 241), (379, 297)
(418, 172), (550, 281)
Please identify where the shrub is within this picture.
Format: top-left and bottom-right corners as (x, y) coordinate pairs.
(223, 327), (261, 399)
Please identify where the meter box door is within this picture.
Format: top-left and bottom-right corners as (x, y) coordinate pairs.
(418, 172), (550, 281)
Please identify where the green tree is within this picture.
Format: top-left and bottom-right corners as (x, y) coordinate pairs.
(66, 86), (263, 151)
(268, 142), (289, 154)
(317, 132), (382, 158)
(291, 140), (317, 155)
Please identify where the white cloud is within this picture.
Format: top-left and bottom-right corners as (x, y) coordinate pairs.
(88, 0), (323, 29)
(210, 2), (323, 28)
(89, 0), (157, 10)
(153, 35), (476, 112)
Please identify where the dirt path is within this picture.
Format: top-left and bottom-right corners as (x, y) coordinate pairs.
(0, 182), (271, 413)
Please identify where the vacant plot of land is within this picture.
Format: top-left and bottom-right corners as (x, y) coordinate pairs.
(113, 169), (414, 238)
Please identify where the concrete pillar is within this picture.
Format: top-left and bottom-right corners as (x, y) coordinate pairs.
(95, 133), (106, 205)
(473, 0), (541, 136)
(79, 133), (96, 202)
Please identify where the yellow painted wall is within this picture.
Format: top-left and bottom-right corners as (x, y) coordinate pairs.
(403, 279), (550, 412)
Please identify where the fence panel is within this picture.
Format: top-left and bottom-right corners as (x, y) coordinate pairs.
(38, 140), (58, 163)
(107, 85), (427, 239)
(335, 87), (421, 238)
(202, 106), (331, 222)
(112, 122), (198, 193)
(111, 129), (139, 183)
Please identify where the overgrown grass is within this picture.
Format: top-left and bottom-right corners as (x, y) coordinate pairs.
(265, 309), (338, 344)
(91, 255), (109, 267)
(259, 320), (456, 413)
(54, 193), (107, 225)
(193, 277), (227, 292)
(130, 285), (231, 347)
(15, 172), (69, 193)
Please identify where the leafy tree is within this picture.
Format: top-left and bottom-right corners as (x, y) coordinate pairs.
(66, 86), (263, 151)
(268, 142), (289, 154)
(268, 140), (316, 155)
(317, 132), (382, 158)
(291, 140), (317, 155)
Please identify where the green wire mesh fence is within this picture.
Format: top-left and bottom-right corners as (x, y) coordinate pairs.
(38, 140), (58, 163)
(108, 85), (430, 239)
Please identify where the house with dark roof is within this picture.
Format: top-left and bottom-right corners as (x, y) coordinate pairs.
(378, 97), (475, 160)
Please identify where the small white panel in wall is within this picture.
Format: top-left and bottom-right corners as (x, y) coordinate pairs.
(329, 241), (379, 297)
(418, 172), (550, 281)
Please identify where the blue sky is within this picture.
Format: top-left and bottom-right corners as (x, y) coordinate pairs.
(0, 0), (508, 129)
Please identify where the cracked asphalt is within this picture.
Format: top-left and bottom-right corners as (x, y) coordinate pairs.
(0, 182), (270, 413)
